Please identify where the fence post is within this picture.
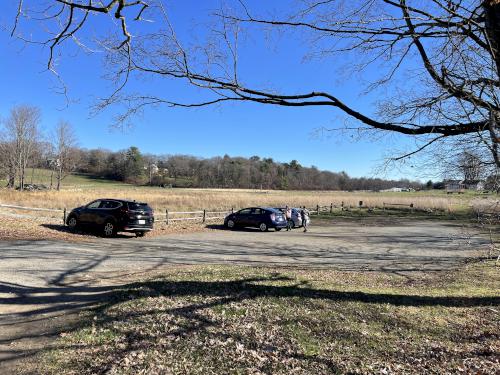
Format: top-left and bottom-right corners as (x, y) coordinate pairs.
(316, 204), (320, 215)
(166, 209), (169, 225)
(203, 209), (206, 223)
(330, 203), (333, 213)
(63, 208), (66, 224)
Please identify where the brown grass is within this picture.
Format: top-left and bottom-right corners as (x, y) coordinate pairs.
(0, 187), (477, 213)
(41, 263), (500, 375)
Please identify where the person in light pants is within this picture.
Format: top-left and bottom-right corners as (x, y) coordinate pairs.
(285, 206), (292, 231)
(301, 206), (309, 232)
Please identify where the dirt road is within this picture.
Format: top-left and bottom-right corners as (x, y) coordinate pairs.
(0, 218), (488, 373)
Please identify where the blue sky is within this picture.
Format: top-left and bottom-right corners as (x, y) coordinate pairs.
(0, 0), (419, 179)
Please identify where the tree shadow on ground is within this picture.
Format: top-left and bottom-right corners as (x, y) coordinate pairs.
(1, 255), (499, 372)
(205, 224), (288, 232)
(40, 224), (136, 239)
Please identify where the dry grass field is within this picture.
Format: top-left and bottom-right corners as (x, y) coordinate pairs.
(2, 169), (497, 214)
(0, 185), (491, 214)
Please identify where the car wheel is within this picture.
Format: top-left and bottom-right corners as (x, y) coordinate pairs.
(226, 219), (236, 229)
(67, 216), (78, 230)
(103, 221), (116, 237)
(135, 231), (145, 237)
(275, 227), (282, 231)
(259, 222), (268, 232)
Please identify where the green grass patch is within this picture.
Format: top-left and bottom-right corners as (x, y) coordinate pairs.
(0, 168), (131, 189)
(40, 262), (500, 374)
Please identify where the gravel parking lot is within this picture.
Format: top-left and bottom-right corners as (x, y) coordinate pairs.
(0, 218), (488, 372)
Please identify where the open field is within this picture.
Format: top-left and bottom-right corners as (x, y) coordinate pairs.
(0, 185), (497, 214)
(1, 170), (498, 216)
(36, 262), (499, 375)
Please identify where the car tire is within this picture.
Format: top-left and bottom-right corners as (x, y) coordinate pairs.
(135, 231), (145, 237)
(103, 221), (117, 237)
(67, 216), (78, 231)
(275, 227), (282, 231)
(259, 222), (268, 232)
(226, 219), (236, 229)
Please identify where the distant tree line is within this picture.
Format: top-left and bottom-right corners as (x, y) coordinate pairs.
(0, 105), (425, 191)
(73, 147), (425, 191)
(2, 105), (498, 192)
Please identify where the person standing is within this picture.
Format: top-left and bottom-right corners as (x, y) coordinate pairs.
(285, 206), (292, 231)
(301, 206), (309, 232)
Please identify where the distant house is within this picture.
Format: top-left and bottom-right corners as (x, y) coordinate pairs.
(150, 164), (159, 174)
(445, 179), (485, 193)
(381, 187), (415, 193)
(144, 164), (160, 174)
(384, 187), (403, 192)
(464, 180), (485, 191)
(445, 180), (485, 194)
(445, 180), (466, 194)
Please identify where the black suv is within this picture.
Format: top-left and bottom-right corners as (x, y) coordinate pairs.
(224, 207), (287, 231)
(66, 199), (154, 237)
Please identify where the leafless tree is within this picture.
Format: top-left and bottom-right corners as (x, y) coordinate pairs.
(8, 1), (500, 171)
(460, 151), (484, 181)
(52, 120), (78, 190)
(2, 105), (41, 190)
(0, 140), (16, 188)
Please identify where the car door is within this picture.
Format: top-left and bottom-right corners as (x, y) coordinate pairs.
(234, 208), (252, 226)
(79, 200), (101, 225)
(87, 199), (112, 226)
(249, 208), (265, 227)
(93, 200), (122, 225)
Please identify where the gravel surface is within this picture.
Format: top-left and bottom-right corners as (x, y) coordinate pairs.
(0, 211), (212, 242)
(0, 217), (489, 373)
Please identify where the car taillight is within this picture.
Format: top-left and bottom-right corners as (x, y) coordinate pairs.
(270, 213), (276, 221)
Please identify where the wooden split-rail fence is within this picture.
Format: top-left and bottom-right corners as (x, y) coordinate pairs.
(0, 201), (440, 226)
(165, 209), (234, 225)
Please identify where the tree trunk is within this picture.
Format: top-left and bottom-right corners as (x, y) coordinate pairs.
(6, 174), (15, 188)
(489, 111), (500, 169)
(19, 167), (24, 191)
(56, 165), (62, 191)
(484, 1), (500, 79)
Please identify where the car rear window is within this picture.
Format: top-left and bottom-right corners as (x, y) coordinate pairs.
(127, 202), (150, 210)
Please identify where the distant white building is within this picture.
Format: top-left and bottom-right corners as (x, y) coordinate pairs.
(445, 180), (466, 194)
(445, 179), (485, 193)
(150, 164), (159, 174)
(144, 164), (160, 174)
(381, 187), (414, 192)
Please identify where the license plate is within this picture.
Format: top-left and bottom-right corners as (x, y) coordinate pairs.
(138, 219), (146, 225)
